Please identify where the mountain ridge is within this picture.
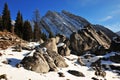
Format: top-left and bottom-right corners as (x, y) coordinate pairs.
(40, 10), (117, 39)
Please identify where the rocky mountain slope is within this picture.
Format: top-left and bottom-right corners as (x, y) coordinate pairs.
(40, 10), (117, 39)
(0, 31), (27, 50)
(93, 25), (118, 39)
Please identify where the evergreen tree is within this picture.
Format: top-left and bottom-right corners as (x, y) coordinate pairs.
(49, 31), (54, 38)
(14, 11), (23, 38)
(0, 15), (3, 31)
(2, 3), (12, 32)
(33, 22), (41, 41)
(33, 9), (41, 41)
(41, 32), (47, 41)
(23, 20), (33, 41)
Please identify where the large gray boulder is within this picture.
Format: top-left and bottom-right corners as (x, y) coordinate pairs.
(43, 54), (58, 71)
(21, 51), (50, 73)
(70, 25), (111, 55)
(47, 50), (68, 67)
(58, 44), (71, 56)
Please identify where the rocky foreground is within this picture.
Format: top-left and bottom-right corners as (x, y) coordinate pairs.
(0, 28), (120, 80)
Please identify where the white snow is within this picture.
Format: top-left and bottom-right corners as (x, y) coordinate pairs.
(57, 43), (65, 47)
(0, 44), (120, 80)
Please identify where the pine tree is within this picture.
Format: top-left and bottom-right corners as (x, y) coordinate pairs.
(2, 3), (12, 32)
(41, 32), (47, 41)
(23, 20), (33, 41)
(0, 15), (3, 31)
(14, 11), (23, 38)
(49, 31), (54, 38)
(33, 22), (41, 41)
(33, 9), (41, 41)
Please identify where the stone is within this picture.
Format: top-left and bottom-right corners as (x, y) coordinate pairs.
(58, 44), (70, 56)
(16, 63), (22, 68)
(21, 52), (50, 73)
(77, 57), (85, 66)
(70, 25), (111, 55)
(110, 54), (120, 63)
(43, 54), (57, 71)
(58, 72), (65, 77)
(91, 77), (99, 80)
(110, 37), (120, 52)
(67, 70), (85, 77)
(0, 74), (7, 80)
(47, 50), (68, 68)
(42, 38), (58, 53)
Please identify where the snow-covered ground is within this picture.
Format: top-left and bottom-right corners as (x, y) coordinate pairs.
(0, 43), (120, 80)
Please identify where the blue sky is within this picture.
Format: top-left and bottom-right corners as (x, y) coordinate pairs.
(0, 0), (120, 32)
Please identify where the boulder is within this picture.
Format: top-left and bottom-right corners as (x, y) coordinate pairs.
(110, 65), (120, 71)
(47, 50), (68, 68)
(70, 25), (111, 55)
(42, 38), (58, 53)
(110, 54), (120, 63)
(77, 57), (85, 66)
(0, 74), (7, 80)
(110, 37), (120, 52)
(58, 72), (65, 77)
(58, 44), (71, 56)
(21, 52), (50, 73)
(67, 70), (85, 77)
(43, 54), (58, 71)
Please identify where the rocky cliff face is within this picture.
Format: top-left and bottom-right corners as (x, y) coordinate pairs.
(93, 25), (118, 39)
(40, 10), (118, 55)
(70, 25), (111, 55)
(40, 10), (117, 39)
(40, 10), (90, 37)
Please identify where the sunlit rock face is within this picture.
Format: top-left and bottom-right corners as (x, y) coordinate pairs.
(40, 10), (90, 37)
(40, 10), (117, 39)
(70, 25), (111, 55)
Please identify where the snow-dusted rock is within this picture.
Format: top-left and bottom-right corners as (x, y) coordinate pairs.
(21, 51), (50, 73)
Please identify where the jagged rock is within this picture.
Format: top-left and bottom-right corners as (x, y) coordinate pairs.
(16, 63), (22, 68)
(70, 25), (111, 55)
(77, 57), (85, 66)
(56, 34), (66, 43)
(0, 31), (27, 50)
(0, 53), (2, 56)
(0, 74), (7, 80)
(93, 25), (118, 39)
(2, 61), (9, 64)
(110, 37), (120, 52)
(91, 77), (99, 80)
(110, 65), (120, 71)
(21, 52), (50, 73)
(40, 10), (90, 37)
(67, 70), (85, 77)
(58, 44), (71, 56)
(42, 38), (58, 53)
(110, 54), (120, 63)
(13, 44), (22, 52)
(58, 72), (65, 77)
(47, 50), (68, 68)
(43, 54), (58, 71)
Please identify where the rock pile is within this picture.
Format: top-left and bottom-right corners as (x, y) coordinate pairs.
(0, 31), (27, 50)
(20, 36), (69, 73)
